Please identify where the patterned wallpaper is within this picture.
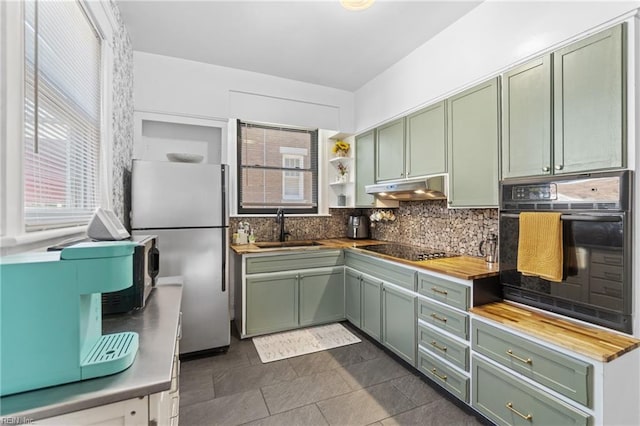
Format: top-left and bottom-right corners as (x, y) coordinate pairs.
(231, 202), (498, 257)
(109, 0), (134, 229)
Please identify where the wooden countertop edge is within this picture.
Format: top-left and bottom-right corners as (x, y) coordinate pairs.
(471, 302), (640, 362)
(231, 239), (498, 281)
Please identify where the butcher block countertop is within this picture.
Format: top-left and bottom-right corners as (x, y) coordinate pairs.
(231, 238), (498, 281)
(471, 301), (640, 362)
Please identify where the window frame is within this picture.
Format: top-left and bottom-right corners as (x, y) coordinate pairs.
(0, 0), (116, 252)
(23, 0), (104, 231)
(236, 120), (318, 215)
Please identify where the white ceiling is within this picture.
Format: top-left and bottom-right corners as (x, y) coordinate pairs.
(116, 0), (482, 91)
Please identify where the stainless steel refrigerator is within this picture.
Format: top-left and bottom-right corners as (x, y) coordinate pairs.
(131, 160), (229, 354)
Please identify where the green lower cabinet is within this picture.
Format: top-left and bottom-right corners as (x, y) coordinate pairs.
(345, 269), (362, 327)
(246, 273), (298, 335)
(418, 348), (469, 403)
(472, 321), (592, 407)
(299, 268), (345, 326)
(418, 322), (469, 372)
(473, 356), (591, 426)
(361, 275), (382, 342)
(382, 284), (416, 365)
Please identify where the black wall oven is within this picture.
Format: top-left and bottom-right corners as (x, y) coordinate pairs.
(499, 171), (632, 334)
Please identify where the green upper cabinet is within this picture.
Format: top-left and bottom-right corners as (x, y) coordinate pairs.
(375, 118), (406, 181)
(502, 55), (552, 178)
(406, 101), (447, 178)
(553, 24), (625, 174)
(355, 130), (376, 207)
(447, 78), (500, 208)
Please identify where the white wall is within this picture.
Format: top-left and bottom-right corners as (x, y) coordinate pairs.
(133, 51), (355, 132)
(354, 0), (640, 132)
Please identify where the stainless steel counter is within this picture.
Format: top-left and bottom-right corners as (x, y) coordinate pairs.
(0, 279), (183, 420)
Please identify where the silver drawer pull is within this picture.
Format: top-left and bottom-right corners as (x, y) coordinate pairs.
(431, 287), (448, 296)
(507, 349), (532, 365)
(430, 368), (447, 382)
(506, 402), (532, 421)
(430, 340), (447, 352)
(431, 313), (447, 323)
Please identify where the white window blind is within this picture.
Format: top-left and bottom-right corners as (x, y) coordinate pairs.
(23, 0), (102, 230)
(237, 121), (318, 215)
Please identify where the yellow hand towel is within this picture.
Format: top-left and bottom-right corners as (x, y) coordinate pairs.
(517, 212), (563, 282)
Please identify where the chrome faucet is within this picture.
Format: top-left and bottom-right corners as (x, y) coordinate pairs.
(276, 208), (287, 242)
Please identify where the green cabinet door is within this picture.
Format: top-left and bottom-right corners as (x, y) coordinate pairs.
(355, 130), (376, 207)
(406, 101), (446, 178)
(376, 118), (405, 181)
(246, 272), (298, 336)
(361, 275), (382, 342)
(553, 24), (625, 174)
(299, 268), (345, 326)
(382, 284), (416, 365)
(447, 78), (500, 208)
(345, 269), (362, 327)
(502, 55), (552, 178)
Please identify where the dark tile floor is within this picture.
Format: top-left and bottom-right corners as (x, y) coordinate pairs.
(179, 323), (487, 426)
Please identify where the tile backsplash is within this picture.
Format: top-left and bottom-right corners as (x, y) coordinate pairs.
(232, 201), (498, 257)
(231, 209), (353, 242)
(368, 201), (498, 257)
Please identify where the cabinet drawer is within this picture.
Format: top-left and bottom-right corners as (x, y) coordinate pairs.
(418, 322), (469, 371)
(246, 250), (343, 274)
(346, 251), (416, 291)
(418, 348), (469, 403)
(472, 321), (592, 407)
(473, 357), (590, 426)
(418, 272), (469, 310)
(418, 297), (468, 340)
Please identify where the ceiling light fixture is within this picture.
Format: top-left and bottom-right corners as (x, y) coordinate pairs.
(340, 0), (375, 11)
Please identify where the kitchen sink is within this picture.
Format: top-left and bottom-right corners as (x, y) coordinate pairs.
(253, 240), (324, 249)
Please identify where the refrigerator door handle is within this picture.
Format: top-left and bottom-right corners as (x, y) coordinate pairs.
(221, 165), (227, 227)
(221, 228), (227, 292)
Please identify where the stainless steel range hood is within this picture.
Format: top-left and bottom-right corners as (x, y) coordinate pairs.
(365, 175), (447, 201)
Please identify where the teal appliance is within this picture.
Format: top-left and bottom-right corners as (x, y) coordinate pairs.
(0, 241), (140, 396)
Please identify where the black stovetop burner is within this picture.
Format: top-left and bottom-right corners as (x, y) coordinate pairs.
(359, 243), (457, 262)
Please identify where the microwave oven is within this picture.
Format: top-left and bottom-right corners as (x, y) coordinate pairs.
(102, 234), (159, 314)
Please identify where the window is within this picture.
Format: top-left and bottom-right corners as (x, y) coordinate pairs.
(237, 121), (318, 214)
(282, 153), (304, 201)
(23, 0), (102, 230)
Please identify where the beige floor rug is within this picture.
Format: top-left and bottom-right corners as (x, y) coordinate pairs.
(252, 323), (361, 363)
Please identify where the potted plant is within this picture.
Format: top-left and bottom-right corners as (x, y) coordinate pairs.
(332, 140), (350, 157)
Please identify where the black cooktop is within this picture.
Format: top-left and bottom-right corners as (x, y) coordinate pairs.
(359, 243), (457, 261)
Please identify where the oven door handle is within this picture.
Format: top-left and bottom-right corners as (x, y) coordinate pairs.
(501, 213), (622, 222)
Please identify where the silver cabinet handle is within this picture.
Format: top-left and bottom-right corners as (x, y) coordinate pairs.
(542, 166), (550, 172)
(555, 164), (564, 170)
